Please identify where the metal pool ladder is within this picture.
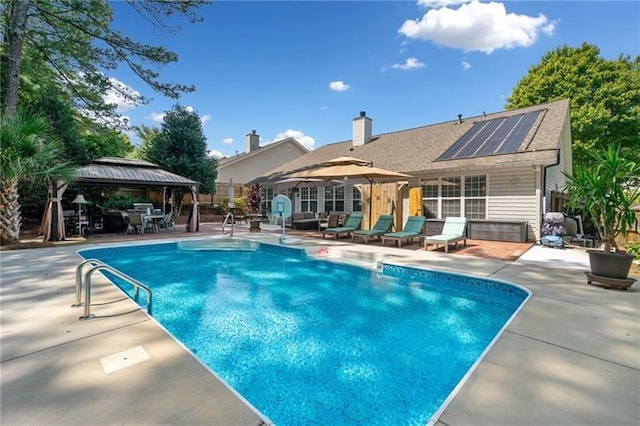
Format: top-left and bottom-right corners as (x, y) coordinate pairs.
(73, 259), (153, 320)
(222, 211), (234, 236)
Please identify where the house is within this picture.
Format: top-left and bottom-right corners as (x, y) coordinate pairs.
(216, 130), (309, 185)
(259, 99), (572, 242)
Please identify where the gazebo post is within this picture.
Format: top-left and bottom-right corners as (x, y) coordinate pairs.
(41, 179), (68, 241)
(187, 184), (199, 232)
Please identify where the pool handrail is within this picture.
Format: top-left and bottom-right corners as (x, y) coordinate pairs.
(74, 260), (153, 320)
(73, 258), (102, 307)
(222, 211), (234, 236)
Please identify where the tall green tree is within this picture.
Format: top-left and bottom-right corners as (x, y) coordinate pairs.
(145, 105), (217, 211)
(0, 113), (75, 242)
(130, 124), (160, 160)
(506, 43), (640, 166)
(1, 0), (207, 118)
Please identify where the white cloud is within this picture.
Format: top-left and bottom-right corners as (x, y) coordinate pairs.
(329, 81), (350, 92)
(270, 129), (316, 150)
(418, 0), (469, 8)
(103, 78), (141, 113)
(147, 107), (211, 125)
(78, 75), (140, 130)
(222, 137), (234, 144)
(208, 150), (224, 159)
(399, 0), (556, 54)
(149, 112), (165, 123)
(462, 60), (472, 69)
(320, 106), (329, 110)
(391, 57), (426, 70)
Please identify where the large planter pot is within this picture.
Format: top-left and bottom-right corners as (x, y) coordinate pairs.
(249, 220), (261, 233)
(587, 250), (635, 279)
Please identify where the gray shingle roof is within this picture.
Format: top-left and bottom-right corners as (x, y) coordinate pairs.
(75, 157), (199, 187)
(262, 99), (569, 180)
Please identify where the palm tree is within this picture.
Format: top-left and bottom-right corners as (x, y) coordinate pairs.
(1, 113), (75, 243)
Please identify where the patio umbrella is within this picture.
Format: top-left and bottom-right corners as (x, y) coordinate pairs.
(283, 156), (412, 227)
(274, 177), (340, 199)
(228, 178), (234, 208)
(273, 177), (341, 189)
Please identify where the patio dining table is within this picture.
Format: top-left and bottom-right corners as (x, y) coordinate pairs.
(141, 213), (165, 233)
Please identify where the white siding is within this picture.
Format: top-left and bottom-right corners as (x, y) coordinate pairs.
(545, 162), (565, 193)
(218, 142), (307, 184)
(487, 167), (539, 240)
(544, 116), (572, 212)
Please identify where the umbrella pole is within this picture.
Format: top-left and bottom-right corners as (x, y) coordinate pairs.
(369, 179), (373, 229)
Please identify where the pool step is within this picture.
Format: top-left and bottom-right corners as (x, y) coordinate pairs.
(177, 239), (259, 251)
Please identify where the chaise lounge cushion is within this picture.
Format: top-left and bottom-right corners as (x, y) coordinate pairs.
(322, 212), (363, 239)
(381, 216), (426, 248)
(423, 216), (467, 253)
(351, 214), (394, 243)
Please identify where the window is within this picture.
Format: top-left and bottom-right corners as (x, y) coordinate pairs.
(423, 184), (439, 218)
(262, 187), (274, 212)
(352, 187), (361, 212)
(422, 175), (486, 219)
(324, 186), (345, 212)
(300, 187), (317, 212)
(464, 175), (486, 219)
(441, 177), (461, 218)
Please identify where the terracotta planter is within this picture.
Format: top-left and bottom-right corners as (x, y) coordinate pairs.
(587, 250), (635, 279)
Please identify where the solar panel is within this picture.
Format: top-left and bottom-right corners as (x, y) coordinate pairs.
(435, 109), (545, 161)
(454, 117), (507, 158)
(496, 110), (541, 154)
(474, 115), (522, 156)
(436, 121), (488, 160)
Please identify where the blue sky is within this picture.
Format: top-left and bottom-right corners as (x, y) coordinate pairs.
(106, 1), (640, 158)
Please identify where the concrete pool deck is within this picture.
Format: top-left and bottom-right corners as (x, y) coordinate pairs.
(1, 228), (638, 425)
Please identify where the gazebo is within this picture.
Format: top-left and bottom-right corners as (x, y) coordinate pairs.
(41, 157), (201, 241)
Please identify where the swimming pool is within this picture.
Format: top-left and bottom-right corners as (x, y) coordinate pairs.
(79, 239), (529, 425)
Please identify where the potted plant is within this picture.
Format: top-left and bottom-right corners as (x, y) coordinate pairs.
(246, 183), (263, 232)
(563, 145), (640, 287)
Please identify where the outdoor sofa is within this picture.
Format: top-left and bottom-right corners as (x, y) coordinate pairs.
(291, 212), (320, 230)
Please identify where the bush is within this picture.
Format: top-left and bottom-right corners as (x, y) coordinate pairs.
(100, 194), (134, 211)
(625, 241), (640, 259)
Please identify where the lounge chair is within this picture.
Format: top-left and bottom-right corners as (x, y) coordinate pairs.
(322, 212), (363, 239)
(381, 216), (426, 247)
(351, 214), (394, 243)
(423, 217), (467, 253)
(320, 213), (340, 230)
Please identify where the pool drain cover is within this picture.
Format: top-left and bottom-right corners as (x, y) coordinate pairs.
(100, 345), (150, 374)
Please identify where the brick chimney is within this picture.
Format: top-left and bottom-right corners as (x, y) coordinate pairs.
(352, 111), (372, 146)
(246, 129), (259, 153)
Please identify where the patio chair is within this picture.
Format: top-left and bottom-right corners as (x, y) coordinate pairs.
(322, 212), (363, 239)
(158, 211), (175, 231)
(351, 214), (394, 243)
(319, 213), (340, 230)
(125, 211), (145, 235)
(423, 216), (467, 252)
(230, 207), (247, 224)
(381, 216), (426, 248)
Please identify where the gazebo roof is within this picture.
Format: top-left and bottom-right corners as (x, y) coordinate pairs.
(74, 157), (199, 187)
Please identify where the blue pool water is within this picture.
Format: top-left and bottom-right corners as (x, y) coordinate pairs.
(79, 240), (528, 425)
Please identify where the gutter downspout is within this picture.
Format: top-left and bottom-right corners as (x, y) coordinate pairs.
(538, 149), (562, 239)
